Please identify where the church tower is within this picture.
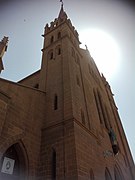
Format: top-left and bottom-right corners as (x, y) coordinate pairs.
(0, 3), (134, 180)
(38, 3), (135, 180)
(39, 3), (82, 179)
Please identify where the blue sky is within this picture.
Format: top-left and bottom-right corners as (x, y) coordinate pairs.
(0, 0), (135, 162)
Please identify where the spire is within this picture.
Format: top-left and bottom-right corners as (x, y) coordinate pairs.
(0, 36), (8, 53)
(60, 0), (63, 6)
(0, 36), (8, 73)
(58, 0), (67, 20)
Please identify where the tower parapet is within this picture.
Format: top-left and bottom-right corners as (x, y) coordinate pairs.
(43, 4), (80, 44)
(0, 36), (8, 74)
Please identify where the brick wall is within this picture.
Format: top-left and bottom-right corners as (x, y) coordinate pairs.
(0, 78), (45, 179)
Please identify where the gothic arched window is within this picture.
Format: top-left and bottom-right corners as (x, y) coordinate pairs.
(58, 47), (61, 55)
(50, 52), (53, 59)
(56, 45), (61, 56)
(93, 89), (103, 124)
(0, 143), (28, 180)
(54, 94), (58, 110)
(93, 89), (110, 130)
(50, 36), (54, 44)
(57, 32), (61, 39)
(48, 50), (54, 60)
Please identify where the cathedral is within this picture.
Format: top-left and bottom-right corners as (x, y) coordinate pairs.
(0, 3), (135, 180)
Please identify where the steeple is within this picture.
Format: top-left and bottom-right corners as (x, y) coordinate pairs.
(0, 36), (8, 74)
(58, 2), (67, 20)
(43, 1), (80, 44)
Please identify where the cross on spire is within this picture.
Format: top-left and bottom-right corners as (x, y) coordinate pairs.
(59, 0), (63, 6)
(58, 0), (67, 20)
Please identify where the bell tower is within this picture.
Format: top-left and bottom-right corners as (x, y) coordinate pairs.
(38, 3), (135, 180)
(39, 3), (80, 91)
(0, 36), (8, 74)
(39, 3), (82, 127)
(38, 3), (83, 179)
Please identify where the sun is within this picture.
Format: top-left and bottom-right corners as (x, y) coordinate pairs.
(79, 29), (121, 80)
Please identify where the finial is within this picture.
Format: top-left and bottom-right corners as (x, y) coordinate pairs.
(58, 0), (67, 20)
(1, 36), (8, 45)
(0, 36), (9, 74)
(85, 44), (88, 50)
(60, 0), (63, 6)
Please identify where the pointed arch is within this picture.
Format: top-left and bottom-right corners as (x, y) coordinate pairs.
(105, 167), (112, 180)
(93, 88), (110, 129)
(58, 47), (61, 55)
(0, 141), (28, 180)
(48, 49), (54, 60)
(55, 45), (61, 56)
(93, 88), (103, 124)
(57, 32), (61, 39)
(50, 35), (54, 44)
(97, 90), (107, 128)
(50, 52), (53, 59)
(54, 94), (58, 110)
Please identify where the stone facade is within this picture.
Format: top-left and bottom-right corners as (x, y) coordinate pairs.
(0, 4), (135, 180)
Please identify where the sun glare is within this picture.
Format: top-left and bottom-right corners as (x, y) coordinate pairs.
(79, 29), (121, 80)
